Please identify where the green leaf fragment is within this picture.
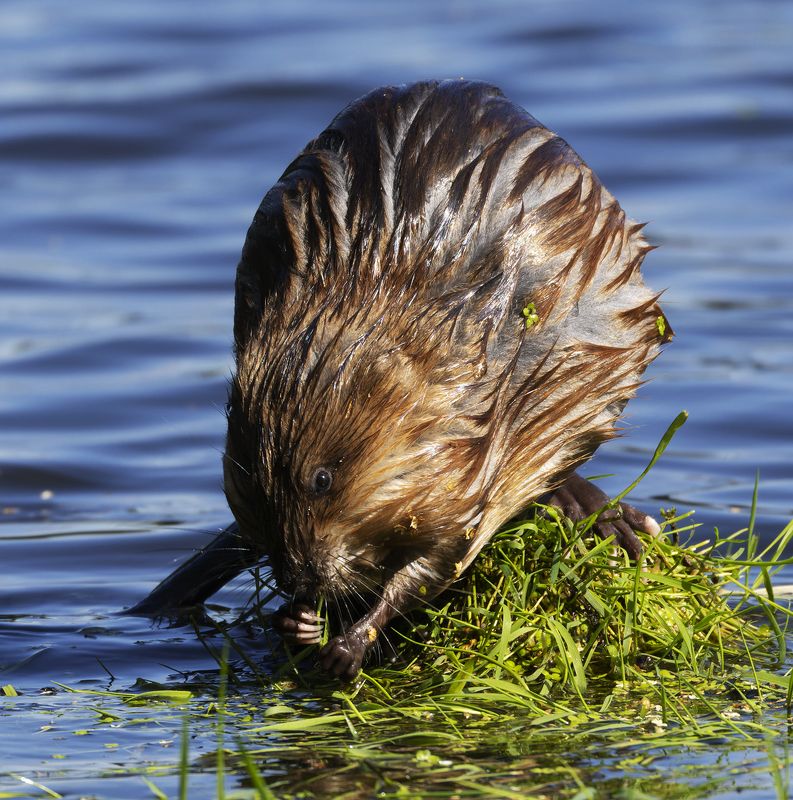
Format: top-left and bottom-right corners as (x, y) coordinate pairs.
(522, 302), (540, 329)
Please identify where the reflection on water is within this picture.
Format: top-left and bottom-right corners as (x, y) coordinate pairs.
(0, 0), (792, 793)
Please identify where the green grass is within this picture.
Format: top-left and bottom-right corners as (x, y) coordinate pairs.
(253, 412), (791, 713)
(258, 503), (793, 716)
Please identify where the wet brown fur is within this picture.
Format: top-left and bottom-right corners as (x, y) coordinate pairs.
(224, 80), (670, 627)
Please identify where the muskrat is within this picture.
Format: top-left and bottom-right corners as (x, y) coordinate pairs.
(132, 80), (670, 680)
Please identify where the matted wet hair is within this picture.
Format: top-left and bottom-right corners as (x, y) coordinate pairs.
(225, 79), (669, 595)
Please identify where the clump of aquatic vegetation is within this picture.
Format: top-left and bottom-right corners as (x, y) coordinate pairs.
(386, 502), (785, 702)
(270, 485), (793, 724)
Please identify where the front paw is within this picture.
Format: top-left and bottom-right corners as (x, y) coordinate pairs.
(319, 627), (374, 681)
(546, 473), (660, 561)
(272, 602), (323, 645)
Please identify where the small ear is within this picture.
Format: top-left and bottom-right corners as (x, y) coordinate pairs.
(234, 186), (293, 349)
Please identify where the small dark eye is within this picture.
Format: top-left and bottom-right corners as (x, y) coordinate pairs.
(311, 467), (333, 495)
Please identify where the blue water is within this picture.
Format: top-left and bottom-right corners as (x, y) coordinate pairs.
(1, 1), (792, 796)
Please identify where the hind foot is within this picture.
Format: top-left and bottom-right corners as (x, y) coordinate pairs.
(545, 472), (660, 560)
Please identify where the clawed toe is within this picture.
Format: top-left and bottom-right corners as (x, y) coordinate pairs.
(598, 513), (643, 561)
(272, 602), (372, 680)
(619, 502), (660, 537)
(546, 472), (660, 561)
(272, 602), (323, 645)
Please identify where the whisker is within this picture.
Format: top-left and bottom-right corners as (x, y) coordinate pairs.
(349, 570), (417, 628)
(219, 449), (251, 476)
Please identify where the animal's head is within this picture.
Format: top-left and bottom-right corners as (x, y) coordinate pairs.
(224, 327), (474, 605)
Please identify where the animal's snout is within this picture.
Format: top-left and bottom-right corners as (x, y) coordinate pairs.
(280, 558), (322, 601)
